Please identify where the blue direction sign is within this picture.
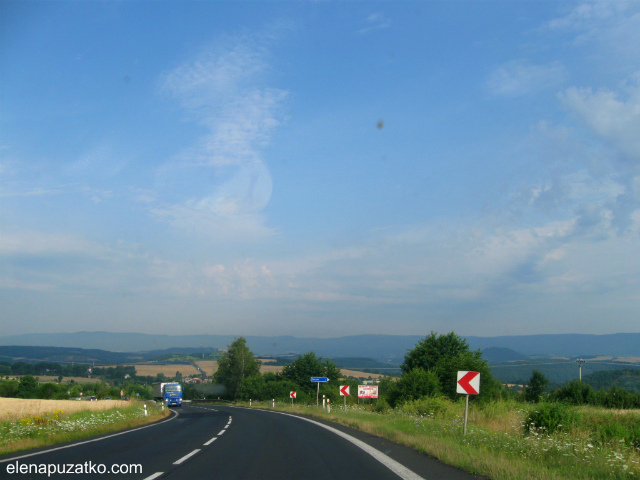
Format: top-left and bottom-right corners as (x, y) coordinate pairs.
(311, 377), (329, 382)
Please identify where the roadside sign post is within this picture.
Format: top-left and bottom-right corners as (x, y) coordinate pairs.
(357, 385), (379, 407)
(290, 391), (296, 407)
(339, 385), (350, 409)
(457, 371), (480, 435)
(311, 377), (329, 406)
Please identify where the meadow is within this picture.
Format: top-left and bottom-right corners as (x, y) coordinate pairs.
(0, 398), (168, 455)
(255, 398), (640, 480)
(0, 398), (131, 421)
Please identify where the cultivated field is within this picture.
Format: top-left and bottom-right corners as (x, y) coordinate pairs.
(99, 364), (202, 377)
(340, 369), (386, 379)
(195, 361), (384, 379)
(0, 398), (132, 421)
(195, 361), (217, 376)
(6, 376), (102, 384)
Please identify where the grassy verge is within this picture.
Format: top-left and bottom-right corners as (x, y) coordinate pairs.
(0, 401), (169, 456)
(244, 398), (640, 480)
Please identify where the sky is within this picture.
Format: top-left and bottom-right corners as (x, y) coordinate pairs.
(2, 1), (640, 339)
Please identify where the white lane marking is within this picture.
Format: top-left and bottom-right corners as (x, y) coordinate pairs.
(230, 407), (425, 480)
(217, 429), (226, 436)
(173, 449), (200, 465)
(203, 437), (218, 446)
(143, 473), (164, 480)
(0, 409), (180, 463)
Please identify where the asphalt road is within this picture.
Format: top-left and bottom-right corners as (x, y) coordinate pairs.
(0, 404), (486, 480)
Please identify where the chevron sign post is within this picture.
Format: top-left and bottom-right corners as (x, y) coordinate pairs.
(457, 371), (480, 435)
(339, 385), (350, 409)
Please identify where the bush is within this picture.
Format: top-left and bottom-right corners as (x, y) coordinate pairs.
(400, 396), (456, 418)
(525, 402), (578, 434)
(386, 368), (440, 408)
(550, 380), (594, 405)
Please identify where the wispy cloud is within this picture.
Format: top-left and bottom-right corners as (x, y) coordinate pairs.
(559, 76), (640, 160)
(487, 60), (567, 97)
(153, 34), (286, 242)
(357, 12), (391, 35)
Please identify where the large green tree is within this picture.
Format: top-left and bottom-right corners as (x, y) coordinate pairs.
(401, 331), (499, 400)
(280, 352), (341, 394)
(214, 337), (261, 399)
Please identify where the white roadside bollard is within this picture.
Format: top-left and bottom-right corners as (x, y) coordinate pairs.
(144, 404), (148, 416)
(272, 398), (275, 408)
(250, 399), (252, 407)
(327, 399), (331, 413)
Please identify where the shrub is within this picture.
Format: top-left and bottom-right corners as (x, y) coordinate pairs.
(524, 402), (578, 434)
(400, 396), (456, 418)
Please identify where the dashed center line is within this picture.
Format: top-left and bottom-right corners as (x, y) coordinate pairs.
(203, 437), (218, 446)
(143, 472), (164, 480)
(173, 449), (200, 465)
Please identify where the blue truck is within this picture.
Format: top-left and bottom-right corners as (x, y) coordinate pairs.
(152, 382), (183, 407)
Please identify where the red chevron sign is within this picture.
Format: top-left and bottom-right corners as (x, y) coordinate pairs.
(339, 385), (350, 396)
(290, 391), (296, 398)
(456, 371), (480, 395)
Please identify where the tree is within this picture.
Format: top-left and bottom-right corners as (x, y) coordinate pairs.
(16, 375), (38, 399)
(280, 352), (341, 394)
(401, 331), (499, 400)
(386, 368), (441, 408)
(214, 337), (261, 399)
(524, 370), (548, 403)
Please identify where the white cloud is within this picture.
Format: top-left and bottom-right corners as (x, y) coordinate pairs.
(559, 77), (640, 160)
(357, 12), (391, 35)
(546, 1), (640, 66)
(154, 35), (286, 241)
(487, 60), (567, 97)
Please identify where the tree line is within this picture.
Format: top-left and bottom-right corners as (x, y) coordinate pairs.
(212, 333), (640, 410)
(212, 333), (502, 405)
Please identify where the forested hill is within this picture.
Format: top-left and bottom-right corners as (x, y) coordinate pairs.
(1, 332), (640, 361)
(583, 369), (640, 392)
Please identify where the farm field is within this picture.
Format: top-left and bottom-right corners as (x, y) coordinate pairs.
(195, 360), (385, 379)
(0, 397), (131, 421)
(99, 363), (202, 377)
(6, 375), (102, 384)
(195, 360), (217, 376)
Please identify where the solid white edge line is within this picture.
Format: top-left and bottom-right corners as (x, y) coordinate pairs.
(143, 472), (164, 480)
(230, 407), (425, 480)
(0, 408), (180, 464)
(173, 449), (200, 465)
(203, 437), (218, 446)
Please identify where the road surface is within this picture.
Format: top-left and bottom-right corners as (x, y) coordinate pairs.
(0, 404), (486, 479)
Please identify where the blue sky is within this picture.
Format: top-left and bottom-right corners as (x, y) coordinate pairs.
(2, 1), (640, 338)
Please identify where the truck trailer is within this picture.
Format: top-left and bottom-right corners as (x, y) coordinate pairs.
(152, 382), (183, 407)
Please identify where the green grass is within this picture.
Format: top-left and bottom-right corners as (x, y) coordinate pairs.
(247, 398), (640, 480)
(0, 402), (168, 455)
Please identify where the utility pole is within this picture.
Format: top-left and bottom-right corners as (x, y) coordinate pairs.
(576, 359), (585, 381)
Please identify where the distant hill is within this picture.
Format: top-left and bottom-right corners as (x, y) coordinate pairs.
(1, 331), (640, 363)
(582, 369), (640, 392)
(482, 347), (527, 363)
(0, 345), (218, 365)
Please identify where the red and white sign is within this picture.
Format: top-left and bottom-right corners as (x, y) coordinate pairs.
(339, 385), (350, 396)
(457, 371), (480, 395)
(357, 385), (378, 398)
(290, 391), (296, 399)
